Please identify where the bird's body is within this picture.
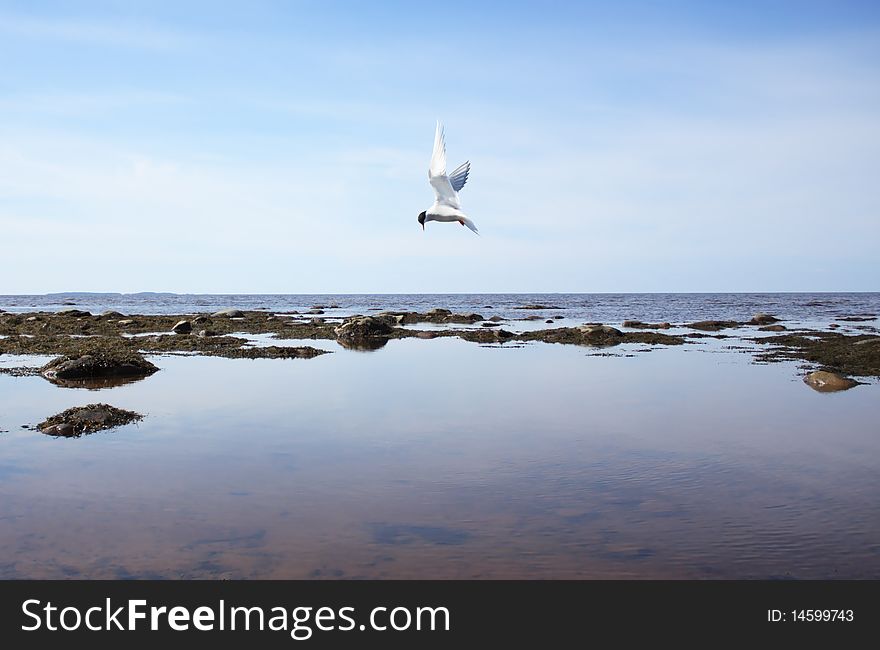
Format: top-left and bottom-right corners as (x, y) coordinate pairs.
(419, 122), (479, 234)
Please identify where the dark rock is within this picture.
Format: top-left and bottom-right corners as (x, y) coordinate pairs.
(445, 312), (484, 324)
(57, 309), (90, 317)
(623, 320), (672, 329)
(171, 320), (192, 334)
(488, 316), (504, 322)
(546, 319), (554, 324)
(759, 324), (786, 332)
(482, 322), (502, 327)
(803, 371), (858, 393)
(100, 311), (125, 319)
(37, 403), (143, 437)
(750, 313), (781, 325)
(515, 304), (561, 310)
(197, 329), (217, 338)
(829, 323), (840, 329)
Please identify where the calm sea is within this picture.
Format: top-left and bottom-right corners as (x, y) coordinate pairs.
(0, 293), (878, 578)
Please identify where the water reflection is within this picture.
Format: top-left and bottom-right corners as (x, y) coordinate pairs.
(335, 337), (389, 351)
(0, 336), (878, 579)
(41, 374), (153, 390)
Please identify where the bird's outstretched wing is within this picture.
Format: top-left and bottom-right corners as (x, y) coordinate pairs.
(448, 161), (470, 193)
(429, 121), (447, 178)
(428, 121), (460, 208)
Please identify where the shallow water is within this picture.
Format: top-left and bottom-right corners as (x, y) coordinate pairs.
(1, 320), (878, 578)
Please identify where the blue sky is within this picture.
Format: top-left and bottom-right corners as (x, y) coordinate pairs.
(1, 1), (878, 293)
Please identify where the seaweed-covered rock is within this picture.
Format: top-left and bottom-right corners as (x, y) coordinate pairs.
(334, 316), (394, 342)
(803, 371), (858, 393)
(41, 351), (158, 382)
(38, 403), (143, 437)
(753, 332), (880, 377)
(219, 346), (329, 359)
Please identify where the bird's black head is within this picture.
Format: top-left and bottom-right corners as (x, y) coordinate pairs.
(417, 211), (426, 230)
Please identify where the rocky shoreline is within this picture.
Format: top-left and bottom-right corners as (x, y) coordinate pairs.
(1, 308), (877, 390)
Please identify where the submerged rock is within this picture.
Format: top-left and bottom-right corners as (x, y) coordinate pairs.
(211, 309), (244, 318)
(803, 371), (858, 393)
(37, 403), (143, 437)
(687, 320), (741, 331)
(171, 320), (192, 334)
(41, 351), (158, 382)
(836, 315), (876, 322)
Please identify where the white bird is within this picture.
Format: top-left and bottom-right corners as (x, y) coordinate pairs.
(418, 121), (479, 235)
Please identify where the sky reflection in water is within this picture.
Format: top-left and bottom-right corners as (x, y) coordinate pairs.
(0, 336), (878, 578)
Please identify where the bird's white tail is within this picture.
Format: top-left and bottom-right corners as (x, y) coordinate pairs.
(460, 216), (479, 235)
